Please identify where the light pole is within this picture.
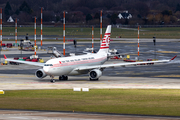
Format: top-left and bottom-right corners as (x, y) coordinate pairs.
(153, 37), (156, 60)
(73, 39), (77, 54)
(0, 46), (1, 64)
(20, 40), (23, 59)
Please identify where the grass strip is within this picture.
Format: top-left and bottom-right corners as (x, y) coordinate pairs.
(2, 27), (180, 39)
(0, 89), (180, 116)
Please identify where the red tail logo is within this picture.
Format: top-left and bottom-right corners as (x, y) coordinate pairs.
(100, 33), (110, 49)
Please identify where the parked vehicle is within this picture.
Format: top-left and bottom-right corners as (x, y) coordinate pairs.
(6, 43), (12, 48)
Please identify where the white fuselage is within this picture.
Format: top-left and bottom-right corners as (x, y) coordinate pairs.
(43, 53), (107, 76)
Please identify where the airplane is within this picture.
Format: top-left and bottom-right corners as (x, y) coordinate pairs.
(4, 25), (177, 83)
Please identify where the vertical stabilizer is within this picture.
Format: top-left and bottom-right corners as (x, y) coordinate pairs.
(97, 25), (111, 54)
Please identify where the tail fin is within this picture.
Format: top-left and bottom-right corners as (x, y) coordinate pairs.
(4, 55), (7, 59)
(97, 25), (111, 54)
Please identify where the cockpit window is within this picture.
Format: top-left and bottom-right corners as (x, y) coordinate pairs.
(44, 64), (53, 66)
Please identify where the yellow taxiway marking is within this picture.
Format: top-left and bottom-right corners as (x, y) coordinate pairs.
(116, 72), (143, 75)
(153, 75), (180, 77)
(129, 54), (138, 55)
(0, 83), (29, 85)
(156, 51), (178, 53)
(0, 75), (34, 78)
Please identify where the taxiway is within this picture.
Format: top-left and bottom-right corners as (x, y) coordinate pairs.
(0, 40), (180, 120)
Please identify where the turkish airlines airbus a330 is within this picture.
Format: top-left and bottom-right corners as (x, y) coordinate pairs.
(4, 25), (177, 82)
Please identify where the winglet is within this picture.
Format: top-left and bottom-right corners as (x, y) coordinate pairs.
(4, 55), (7, 59)
(171, 55), (177, 61)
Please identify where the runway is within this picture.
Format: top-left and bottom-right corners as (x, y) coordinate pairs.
(0, 110), (180, 120)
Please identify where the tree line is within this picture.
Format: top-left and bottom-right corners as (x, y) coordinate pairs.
(1, 0), (180, 25)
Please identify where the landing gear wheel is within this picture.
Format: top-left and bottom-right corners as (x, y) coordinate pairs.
(64, 76), (68, 80)
(59, 75), (68, 81)
(51, 79), (55, 83)
(89, 78), (99, 81)
(59, 76), (63, 80)
(50, 75), (55, 83)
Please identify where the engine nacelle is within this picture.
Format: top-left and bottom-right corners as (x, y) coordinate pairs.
(89, 69), (102, 79)
(35, 69), (47, 79)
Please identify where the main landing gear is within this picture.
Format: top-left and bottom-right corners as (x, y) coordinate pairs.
(50, 75), (68, 83)
(59, 75), (68, 81)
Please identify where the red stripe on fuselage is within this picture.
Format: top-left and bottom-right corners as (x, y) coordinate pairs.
(49, 56), (107, 69)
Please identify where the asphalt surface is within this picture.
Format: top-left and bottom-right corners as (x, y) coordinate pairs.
(0, 40), (180, 120)
(0, 110), (180, 120)
(0, 40), (180, 79)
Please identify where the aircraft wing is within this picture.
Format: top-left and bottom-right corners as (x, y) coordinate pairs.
(74, 55), (177, 71)
(4, 55), (44, 67)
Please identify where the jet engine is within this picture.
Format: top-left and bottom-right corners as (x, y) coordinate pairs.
(89, 69), (102, 80)
(35, 69), (47, 79)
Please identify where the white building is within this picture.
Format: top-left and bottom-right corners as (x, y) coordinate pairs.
(7, 16), (14, 22)
(118, 11), (132, 19)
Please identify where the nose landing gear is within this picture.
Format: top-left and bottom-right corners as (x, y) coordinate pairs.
(50, 75), (55, 83)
